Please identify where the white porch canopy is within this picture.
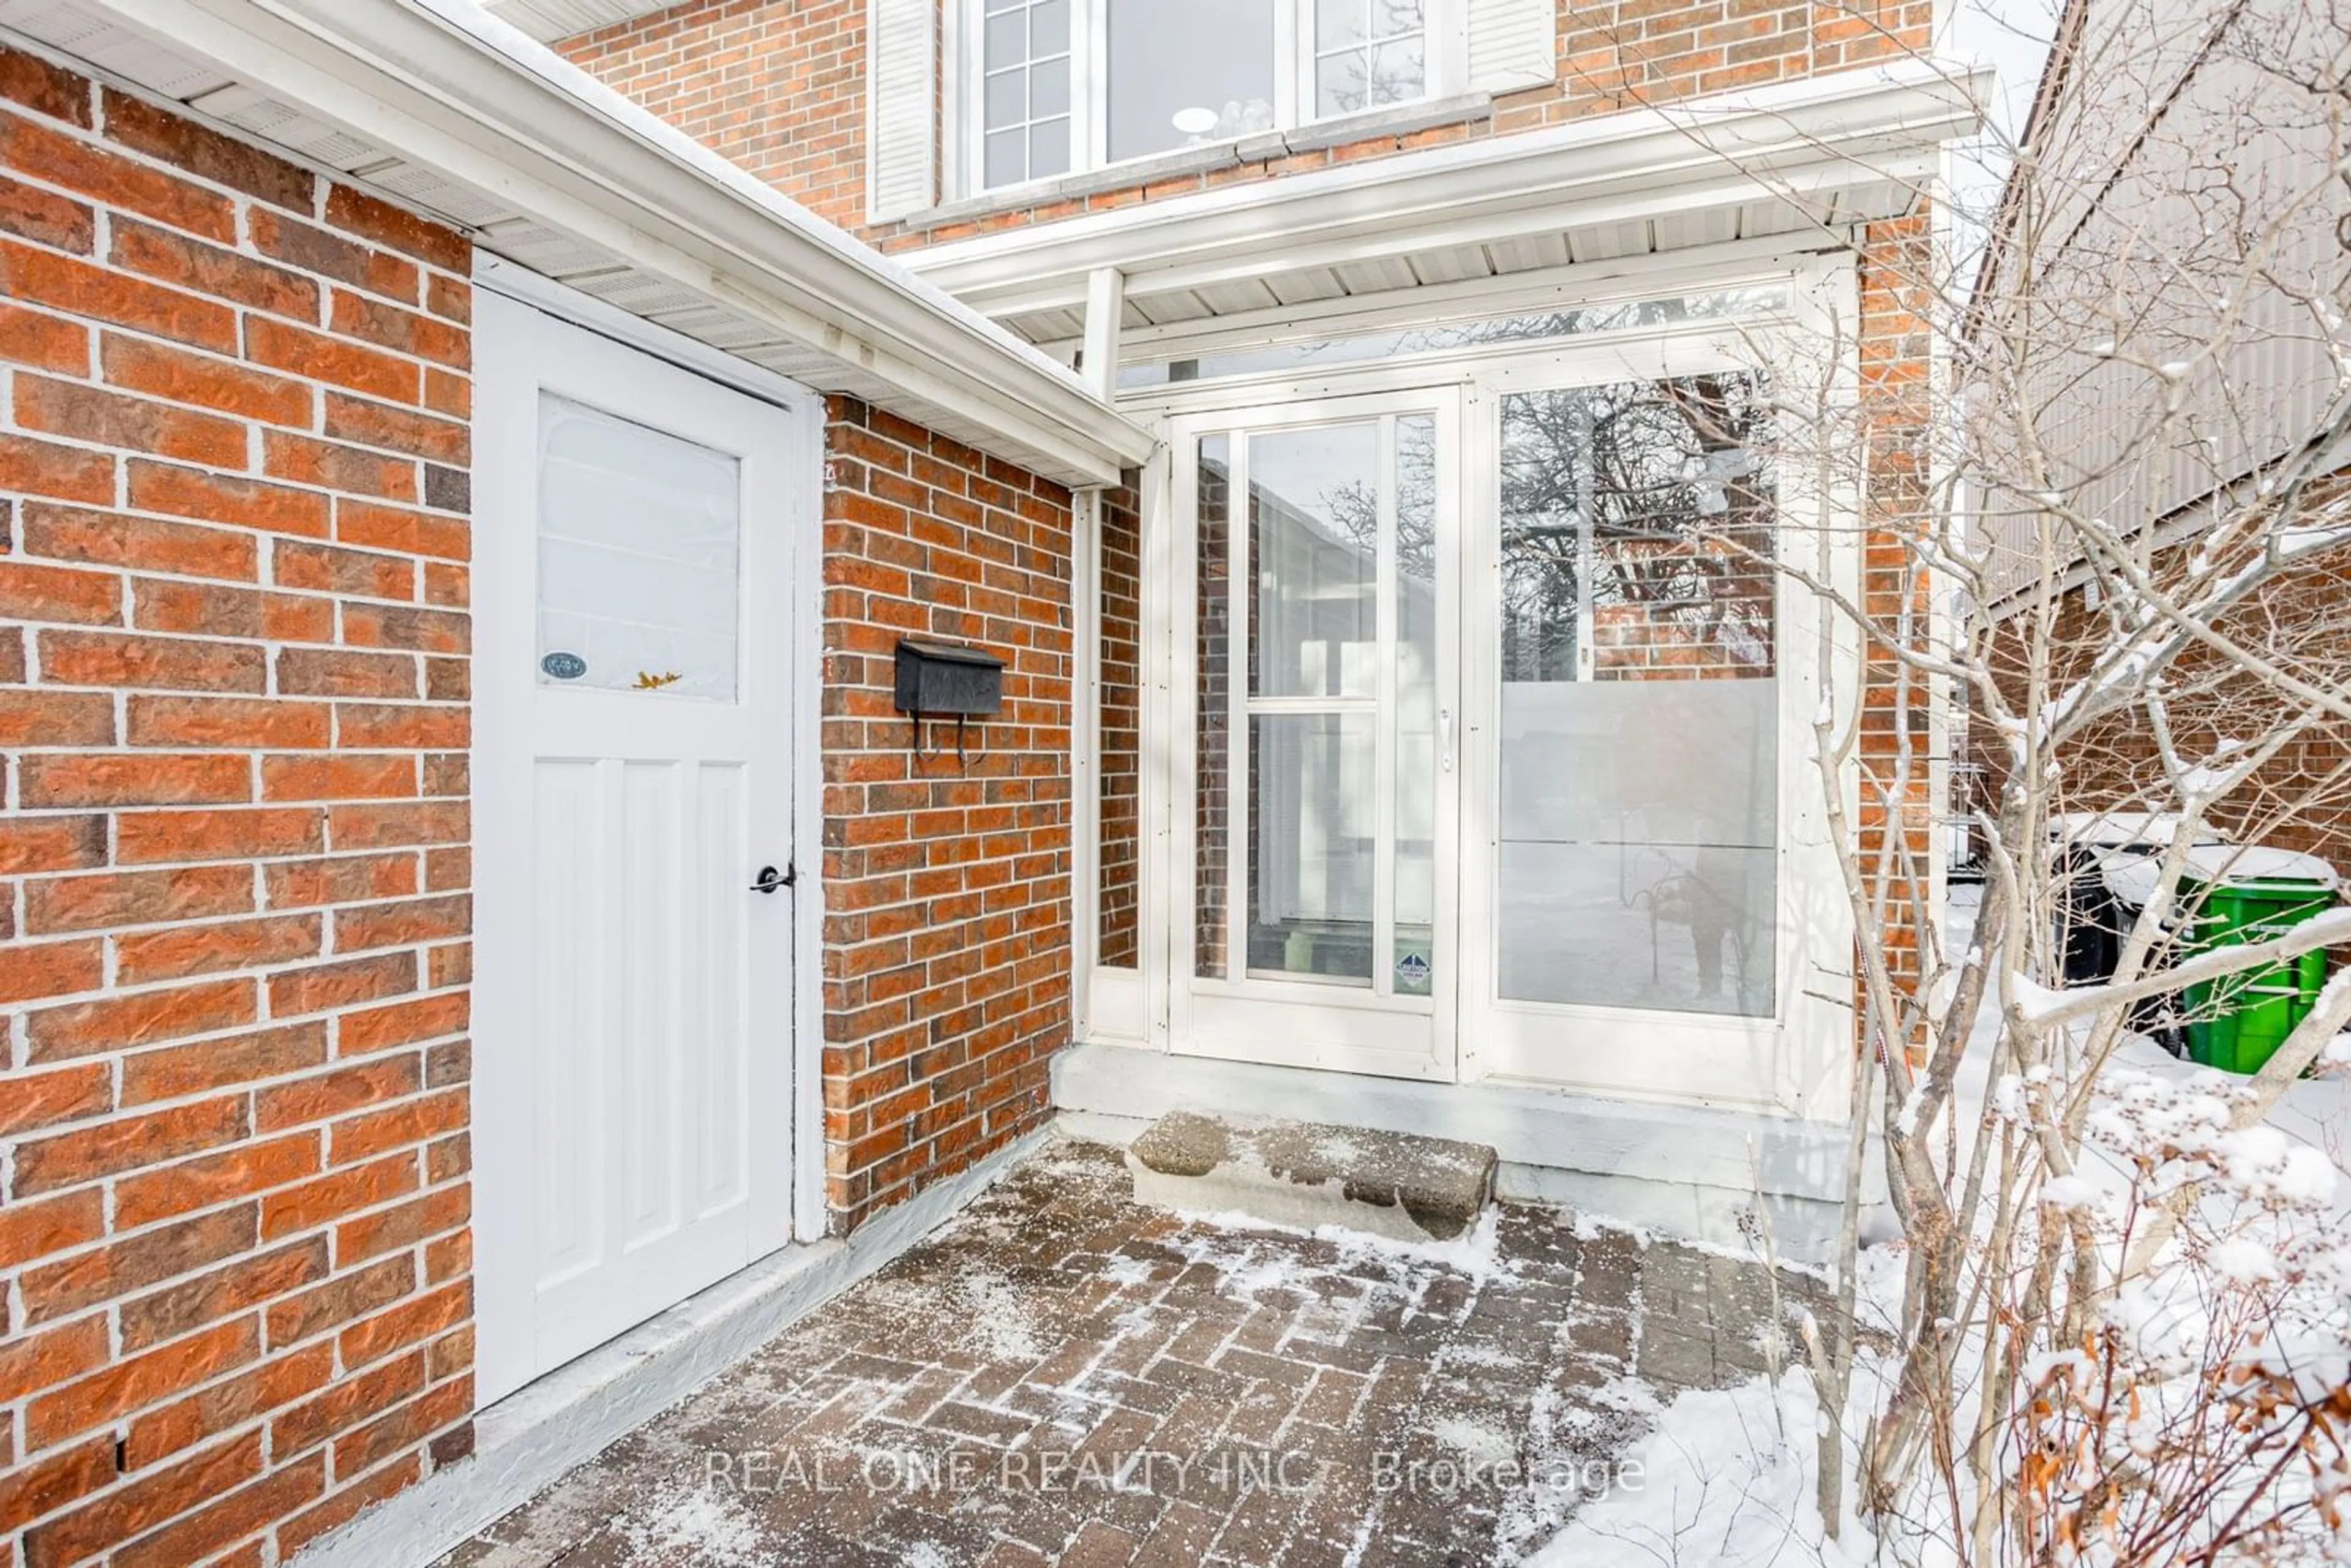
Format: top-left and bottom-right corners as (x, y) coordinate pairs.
(0, 0), (1152, 486)
(904, 58), (1989, 361)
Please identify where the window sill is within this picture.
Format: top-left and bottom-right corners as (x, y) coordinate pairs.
(916, 92), (1494, 230)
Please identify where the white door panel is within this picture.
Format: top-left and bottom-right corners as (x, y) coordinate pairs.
(475, 293), (797, 1404)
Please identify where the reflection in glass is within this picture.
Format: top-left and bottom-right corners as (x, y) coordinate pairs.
(1106, 0), (1275, 160)
(1494, 377), (1778, 1016)
(1249, 713), (1376, 981)
(536, 394), (740, 701)
(1099, 483), (1143, 970)
(1250, 424), (1381, 699)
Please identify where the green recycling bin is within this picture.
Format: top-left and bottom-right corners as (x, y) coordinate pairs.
(2175, 846), (2340, 1075)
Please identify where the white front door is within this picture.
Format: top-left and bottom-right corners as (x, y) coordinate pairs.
(473, 293), (800, 1403)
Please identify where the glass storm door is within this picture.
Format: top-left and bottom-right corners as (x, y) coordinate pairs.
(1458, 363), (1823, 1106)
(1174, 392), (1460, 1082)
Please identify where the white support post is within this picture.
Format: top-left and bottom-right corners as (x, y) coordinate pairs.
(1082, 265), (1125, 400)
(1071, 485), (1101, 1041)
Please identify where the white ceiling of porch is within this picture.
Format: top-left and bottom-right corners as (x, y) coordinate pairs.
(996, 187), (1913, 350)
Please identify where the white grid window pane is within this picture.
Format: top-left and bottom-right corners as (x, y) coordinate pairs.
(977, 0), (1074, 188)
(983, 9), (1026, 67)
(1030, 118), (1070, 173)
(1033, 56), (1070, 114)
(984, 129), (1027, 187)
(1314, 0), (1426, 116)
(1033, 0), (1070, 53)
(985, 69), (1027, 124)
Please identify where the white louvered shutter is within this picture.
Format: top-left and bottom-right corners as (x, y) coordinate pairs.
(868, 0), (939, 222)
(1464, 0), (1558, 94)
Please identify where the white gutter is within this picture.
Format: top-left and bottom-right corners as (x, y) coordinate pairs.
(74, 0), (1153, 487)
(908, 57), (1992, 320)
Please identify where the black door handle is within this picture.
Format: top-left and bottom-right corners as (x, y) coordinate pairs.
(749, 865), (795, 895)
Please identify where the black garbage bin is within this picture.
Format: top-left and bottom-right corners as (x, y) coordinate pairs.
(2054, 844), (2126, 986)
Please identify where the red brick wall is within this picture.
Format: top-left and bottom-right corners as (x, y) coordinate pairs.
(561, 0), (1933, 249)
(0, 50), (476, 1562)
(561, 0), (868, 230)
(1858, 212), (1935, 1030)
(819, 397), (1073, 1231)
(1976, 522), (2351, 872)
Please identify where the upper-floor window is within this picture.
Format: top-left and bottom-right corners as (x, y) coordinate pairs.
(970, 0), (1444, 194)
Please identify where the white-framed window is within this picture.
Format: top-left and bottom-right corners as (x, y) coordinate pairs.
(966, 0), (1451, 196)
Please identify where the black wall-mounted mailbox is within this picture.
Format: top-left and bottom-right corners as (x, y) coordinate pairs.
(895, 639), (1005, 764)
(894, 639), (1004, 718)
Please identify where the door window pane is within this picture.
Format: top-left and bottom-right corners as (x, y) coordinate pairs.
(1222, 416), (1433, 992)
(1250, 712), (1376, 983)
(1494, 378), (1778, 1016)
(536, 394), (741, 701)
(1106, 0), (1275, 160)
(1250, 423), (1381, 699)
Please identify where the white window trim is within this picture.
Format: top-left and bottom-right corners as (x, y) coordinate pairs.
(956, 0), (1466, 201)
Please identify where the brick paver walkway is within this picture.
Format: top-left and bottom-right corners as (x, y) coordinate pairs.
(447, 1138), (1821, 1567)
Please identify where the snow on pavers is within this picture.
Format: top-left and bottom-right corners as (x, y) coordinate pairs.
(443, 1139), (1826, 1567)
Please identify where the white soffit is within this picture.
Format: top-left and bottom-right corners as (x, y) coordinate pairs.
(0, 0), (1148, 486)
(479, 0), (674, 42)
(911, 58), (1991, 341)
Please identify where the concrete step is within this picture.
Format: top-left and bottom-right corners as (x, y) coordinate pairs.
(1124, 1110), (1497, 1243)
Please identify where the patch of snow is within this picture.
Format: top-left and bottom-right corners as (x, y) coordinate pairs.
(1098, 1254), (1157, 1289)
(2008, 971), (2071, 1025)
(2038, 1174), (2100, 1207)
(2212, 1125), (2338, 1207)
(1428, 1414), (1519, 1471)
(2206, 1236), (2279, 1283)
(1166, 1202), (1520, 1286)
(1527, 1365), (1881, 1568)
(941, 1265), (1046, 1362)
(613, 1483), (777, 1566)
